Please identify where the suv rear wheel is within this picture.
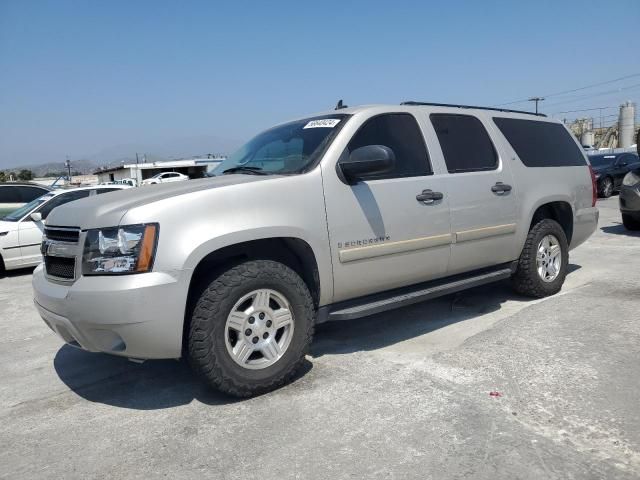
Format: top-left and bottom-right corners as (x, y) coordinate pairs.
(188, 259), (314, 397)
(511, 219), (569, 298)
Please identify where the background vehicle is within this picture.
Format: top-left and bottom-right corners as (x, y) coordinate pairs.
(141, 172), (188, 185)
(1, 185), (129, 271)
(619, 142), (640, 230)
(588, 152), (640, 198)
(33, 103), (598, 397)
(0, 183), (51, 217)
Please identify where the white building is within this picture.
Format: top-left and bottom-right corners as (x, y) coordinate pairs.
(95, 157), (224, 185)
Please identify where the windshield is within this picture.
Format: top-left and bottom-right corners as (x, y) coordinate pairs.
(2, 193), (55, 222)
(211, 114), (349, 176)
(589, 155), (616, 167)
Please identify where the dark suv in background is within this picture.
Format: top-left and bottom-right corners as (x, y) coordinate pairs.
(619, 137), (640, 231)
(589, 152), (640, 198)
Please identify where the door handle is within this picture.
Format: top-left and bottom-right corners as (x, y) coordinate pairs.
(416, 189), (444, 204)
(491, 182), (512, 194)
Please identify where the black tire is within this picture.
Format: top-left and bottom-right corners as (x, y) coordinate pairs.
(188, 259), (314, 397)
(622, 213), (640, 231)
(511, 219), (569, 298)
(598, 177), (613, 198)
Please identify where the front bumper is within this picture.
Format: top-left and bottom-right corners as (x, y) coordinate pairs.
(33, 264), (189, 359)
(620, 184), (640, 215)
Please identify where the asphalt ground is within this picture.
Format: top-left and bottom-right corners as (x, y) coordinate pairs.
(1, 196), (639, 479)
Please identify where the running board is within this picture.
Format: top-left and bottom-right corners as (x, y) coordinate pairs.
(324, 267), (513, 322)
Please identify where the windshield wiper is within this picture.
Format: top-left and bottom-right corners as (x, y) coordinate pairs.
(222, 166), (268, 175)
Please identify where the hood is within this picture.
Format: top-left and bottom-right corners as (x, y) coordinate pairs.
(45, 174), (278, 229)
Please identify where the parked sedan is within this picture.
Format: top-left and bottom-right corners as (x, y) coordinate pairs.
(141, 172), (189, 185)
(589, 152), (640, 198)
(0, 185), (129, 271)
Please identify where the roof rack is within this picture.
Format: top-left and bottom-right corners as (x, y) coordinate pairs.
(400, 101), (546, 117)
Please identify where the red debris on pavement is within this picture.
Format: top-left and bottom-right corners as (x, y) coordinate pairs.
(489, 391), (502, 397)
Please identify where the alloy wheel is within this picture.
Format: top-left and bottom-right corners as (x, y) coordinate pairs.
(536, 234), (562, 282)
(224, 289), (295, 370)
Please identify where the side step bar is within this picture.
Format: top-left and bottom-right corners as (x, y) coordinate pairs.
(323, 267), (513, 322)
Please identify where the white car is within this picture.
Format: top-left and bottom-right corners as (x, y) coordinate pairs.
(141, 172), (189, 185)
(0, 185), (129, 271)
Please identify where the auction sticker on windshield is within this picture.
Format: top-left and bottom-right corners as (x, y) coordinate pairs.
(303, 119), (341, 129)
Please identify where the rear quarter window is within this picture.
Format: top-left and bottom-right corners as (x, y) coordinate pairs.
(493, 117), (586, 167)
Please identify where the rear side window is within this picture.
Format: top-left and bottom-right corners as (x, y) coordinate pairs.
(347, 113), (432, 179)
(493, 117), (586, 167)
(430, 114), (498, 173)
(0, 186), (21, 203)
(95, 188), (120, 194)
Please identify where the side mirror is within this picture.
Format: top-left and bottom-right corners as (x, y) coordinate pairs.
(30, 212), (42, 222)
(338, 145), (395, 184)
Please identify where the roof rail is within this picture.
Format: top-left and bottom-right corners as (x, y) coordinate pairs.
(400, 101), (547, 117)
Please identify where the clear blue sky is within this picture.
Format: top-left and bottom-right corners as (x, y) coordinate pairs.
(1, 0), (638, 168)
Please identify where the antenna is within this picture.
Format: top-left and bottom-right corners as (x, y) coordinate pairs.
(335, 99), (348, 110)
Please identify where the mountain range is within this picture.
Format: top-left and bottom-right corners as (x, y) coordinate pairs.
(1, 134), (242, 177)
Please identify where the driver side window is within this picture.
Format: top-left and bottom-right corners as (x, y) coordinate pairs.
(347, 113), (432, 180)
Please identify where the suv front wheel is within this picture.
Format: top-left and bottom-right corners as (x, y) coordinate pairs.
(511, 219), (569, 298)
(188, 259), (314, 397)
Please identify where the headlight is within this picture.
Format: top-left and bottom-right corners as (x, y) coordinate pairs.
(622, 171), (640, 187)
(82, 223), (158, 275)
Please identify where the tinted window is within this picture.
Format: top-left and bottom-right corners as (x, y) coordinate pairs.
(430, 114), (498, 173)
(95, 188), (120, 194)
(0, 186), (22, 203)
(347, 113), (431, 179)
(17, 186), (48, 202)
(37, 190), (91, 220)
(588, 155), (615, 167)
(493, 117), (586, 167)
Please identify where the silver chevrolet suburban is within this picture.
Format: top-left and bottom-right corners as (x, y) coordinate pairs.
(33, 102), (599, 396)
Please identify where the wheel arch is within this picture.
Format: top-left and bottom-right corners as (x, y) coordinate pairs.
(182, 236), (322, 354)
(528, 200), (574, 245)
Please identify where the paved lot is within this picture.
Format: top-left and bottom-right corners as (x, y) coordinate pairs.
(1, 197), (639, 479)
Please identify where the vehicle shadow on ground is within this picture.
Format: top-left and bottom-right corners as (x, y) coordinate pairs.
(53, 345), (312, 410)
(313, 265), (581, 358)
(0, 266), (36, 278)
(54, 264), (581, 410)
(601, 223), (640, 237)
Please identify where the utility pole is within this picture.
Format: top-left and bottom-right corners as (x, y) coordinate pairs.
(528, 97), (545, 114)
(136, 152), (139, 164)
(65, 156), (72, 182)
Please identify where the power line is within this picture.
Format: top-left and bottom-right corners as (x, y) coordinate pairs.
(543, 83), (640, 108)
(549, 106), (618, 115)
(492, 73), (640, 107)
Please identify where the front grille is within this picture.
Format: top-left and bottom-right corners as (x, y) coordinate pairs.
(44, 227), (80, 243)
(44, 256), (76, 280)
